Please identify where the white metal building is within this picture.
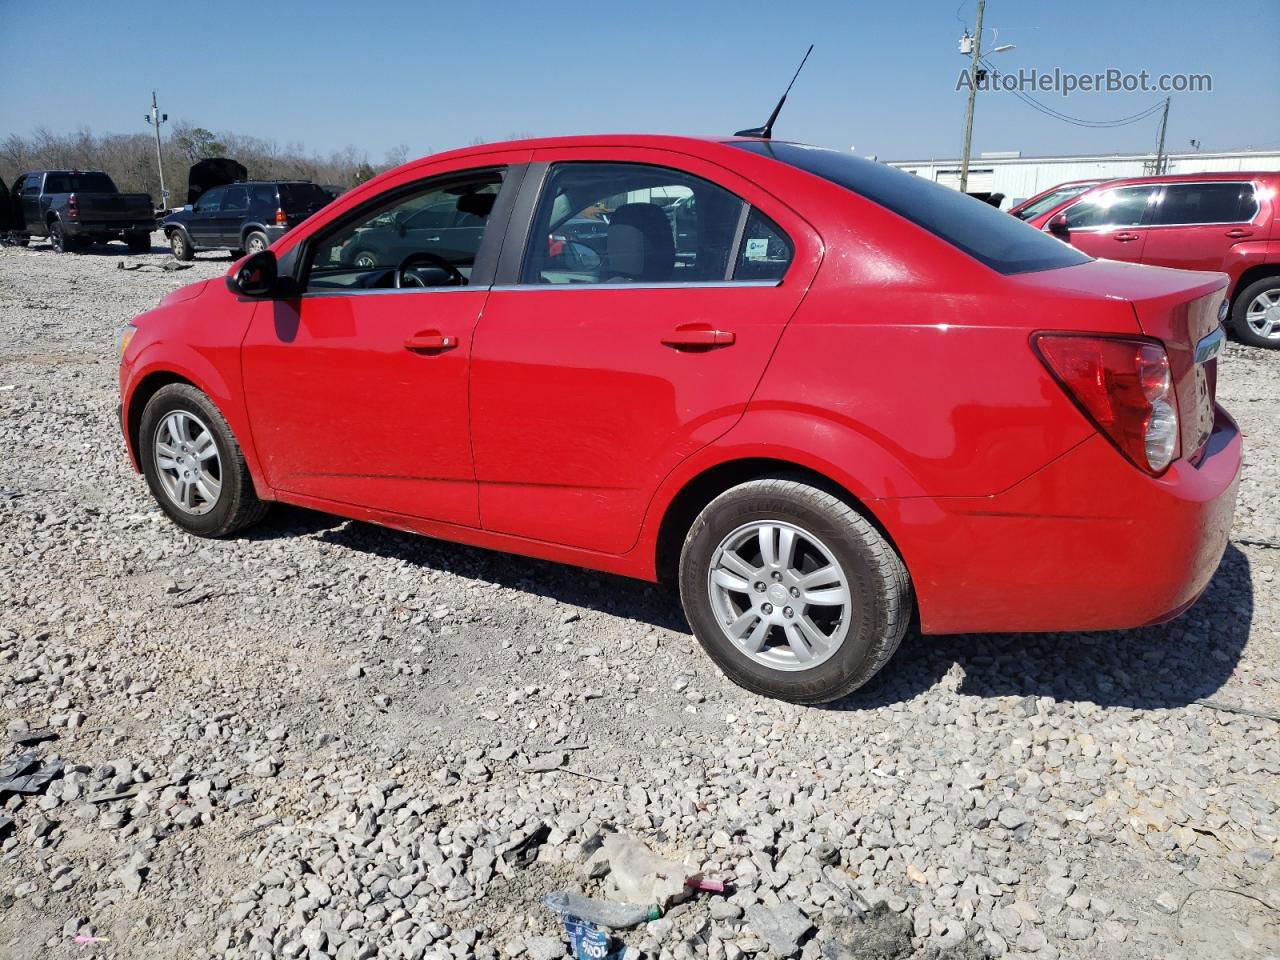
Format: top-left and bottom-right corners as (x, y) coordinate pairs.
(886, 148), (1280, 208)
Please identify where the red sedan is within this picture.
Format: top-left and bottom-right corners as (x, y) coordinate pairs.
(118, 136), (1242, 703)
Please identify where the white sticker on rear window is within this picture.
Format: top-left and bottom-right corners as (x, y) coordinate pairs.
(745, 238), (769, 260)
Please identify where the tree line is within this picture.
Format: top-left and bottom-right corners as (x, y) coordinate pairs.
(0, 123), (412, 207)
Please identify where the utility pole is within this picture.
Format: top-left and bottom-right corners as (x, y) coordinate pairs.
(1153, 97), (1170, 175)
(145, 92), (170, 210)
(958, 0), (985, 194)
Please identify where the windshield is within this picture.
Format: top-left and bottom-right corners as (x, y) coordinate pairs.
(1012, 183), (1096, 221)
(732, 141), (1090, 275)
(43, 172), (117, 194)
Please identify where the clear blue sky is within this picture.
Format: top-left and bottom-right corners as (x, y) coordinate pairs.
(2, 0), (1277, 162)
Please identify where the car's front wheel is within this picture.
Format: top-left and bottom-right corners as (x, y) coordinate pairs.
(1232, 275), (1280, 349)
(679, 478), (911, 704)
(138, 384), (269, 537)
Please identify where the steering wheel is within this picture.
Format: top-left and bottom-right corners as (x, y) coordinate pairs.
(395, 251), (465, 288)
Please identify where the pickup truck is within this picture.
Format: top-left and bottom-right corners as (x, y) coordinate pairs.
(2, 170), (155, 252)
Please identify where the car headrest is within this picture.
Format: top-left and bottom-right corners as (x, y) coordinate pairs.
(607, 203), (674, 282)
(456, 192), (496, 218)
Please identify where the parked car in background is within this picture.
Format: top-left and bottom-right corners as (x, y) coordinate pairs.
(161, 180), (333, 260)
(2, 170), (154, 252)
(1021, 172), (1280, 348)
(1008, 179), (1109, 221)
(119, 135), (1241, 704)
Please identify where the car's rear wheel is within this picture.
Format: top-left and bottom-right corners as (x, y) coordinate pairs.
(1232, 276), (1280, 349)
(139, 384), (269, 537)
(48, 220), (68, 253)
(245, 230), (269, 255)
(125, 230), (151, 253)
(168, 229), (193, 261)
(679, 478), (911, 704)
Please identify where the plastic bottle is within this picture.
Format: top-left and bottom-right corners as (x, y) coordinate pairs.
(542, 890), (661, 929)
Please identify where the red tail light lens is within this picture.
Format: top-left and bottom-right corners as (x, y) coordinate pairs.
(68, 192), (79, 217)
(274, 208), (287, 226)
(1033, 334), (1180, 475)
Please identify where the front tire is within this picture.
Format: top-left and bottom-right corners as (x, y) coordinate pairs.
(168, 229), (193, 261)
(679, 478), (911, 704)
(139, 384), (269, 537)
(1231, 276), (1280, 349)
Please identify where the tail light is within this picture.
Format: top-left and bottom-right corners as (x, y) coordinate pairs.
(1033, 334), (1180, 475)
(274, 208), (287, 226)
(68, 193), (79, 217)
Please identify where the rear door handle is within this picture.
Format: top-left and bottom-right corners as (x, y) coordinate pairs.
(1114, 232), (1140, 242)
(661, 326), (736, 349)
(404, 332), (457, 353)
(1225, 228), (1253, 239)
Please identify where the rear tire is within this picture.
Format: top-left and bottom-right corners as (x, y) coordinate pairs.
(678, 478), (912, 704)
(168, 229), (193, 261)
(139, 384), (270, 538)
(125, 231), (151, 253)
(48, 220), (68, 253)
(1231, 275), (1280, 349)
(244, 230), (270, 255)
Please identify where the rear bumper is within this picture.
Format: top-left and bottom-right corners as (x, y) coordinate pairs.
(66, 220), (156, 236)
(879, 406), (1242, 634)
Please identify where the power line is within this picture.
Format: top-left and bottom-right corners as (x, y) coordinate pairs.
(978, 58), (1165, 128)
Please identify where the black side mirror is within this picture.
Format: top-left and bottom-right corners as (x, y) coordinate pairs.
(1047, 213), (1070, 238)
(225, 249), (281, 297)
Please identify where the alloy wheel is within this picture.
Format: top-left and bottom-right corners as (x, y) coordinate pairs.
(706, 520), (852, 671)
(153, 410), (222, 515)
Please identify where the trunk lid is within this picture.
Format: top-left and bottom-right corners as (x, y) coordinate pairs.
(1014, 258), (1227, 462)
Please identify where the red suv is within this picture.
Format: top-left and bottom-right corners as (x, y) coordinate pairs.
(118, 136), (1242, 703)
(1019, 172), (1280, 348)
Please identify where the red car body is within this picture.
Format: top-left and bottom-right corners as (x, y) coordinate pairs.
(119, 135), (1241, 637)
(1019, 172), (1280, 344)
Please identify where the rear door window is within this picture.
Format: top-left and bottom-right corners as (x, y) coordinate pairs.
(522, 162), (747, 285)
(1152, 182), (1256, 225)
(1062, 186), (1158, 229)
(221, 186), (249, 215)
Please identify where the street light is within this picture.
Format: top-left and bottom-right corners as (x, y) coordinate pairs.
(958, 1), (1015, 193)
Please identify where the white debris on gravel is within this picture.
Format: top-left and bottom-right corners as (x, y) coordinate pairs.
(1, 236), (1278, 960)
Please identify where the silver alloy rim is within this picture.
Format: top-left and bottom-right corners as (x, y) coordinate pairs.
(172, 234), (185, 256)
(153, 411), (222, 515)
(706, 520), (852, 671)
(1246, 289), (1280, 339)
(354, 252), (376, 268)
(248, 235), (266, 253)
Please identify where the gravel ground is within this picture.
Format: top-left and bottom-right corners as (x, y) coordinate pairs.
(1, 234), (1277, 960)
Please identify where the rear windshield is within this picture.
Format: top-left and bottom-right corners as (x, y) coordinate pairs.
(279, 183), (333, 213)
(1012, 183), (1096, 221)
(43, 172), (116, 194)
(733, 141), (1090, 275)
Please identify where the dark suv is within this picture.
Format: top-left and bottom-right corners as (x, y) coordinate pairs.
(160, 181), (332, 260)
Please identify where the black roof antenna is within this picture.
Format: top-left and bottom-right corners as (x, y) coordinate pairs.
(734, 44), (814, 139)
